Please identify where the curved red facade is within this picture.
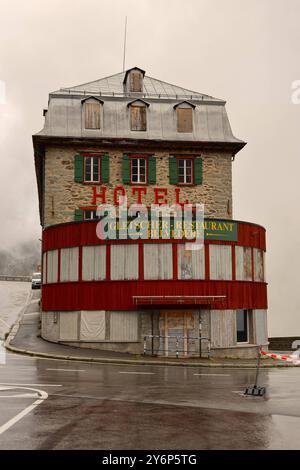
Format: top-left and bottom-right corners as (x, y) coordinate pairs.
(41, 218), (267, 312)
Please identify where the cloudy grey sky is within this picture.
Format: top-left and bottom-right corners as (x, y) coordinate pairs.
(0, 0), (299, 336)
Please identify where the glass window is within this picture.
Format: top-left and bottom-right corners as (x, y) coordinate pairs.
(178, 158), (193, 184)
(236, 309), (248, 343)
(84, 157), (100, 183)
(131, 158), (146, 183)
(84, 210), (98, 220)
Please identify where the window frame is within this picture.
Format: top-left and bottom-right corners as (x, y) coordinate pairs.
(83, 155), (101, 184)
(177, 156), (194, 185)
(83, 209), (98, 221)
(236, 309), (249, 344)
(130, 156), (148, 185)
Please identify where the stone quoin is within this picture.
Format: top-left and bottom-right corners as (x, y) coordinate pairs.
(33, 67), (268, 358)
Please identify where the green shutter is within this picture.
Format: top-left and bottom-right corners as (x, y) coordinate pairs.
(74, 208), (83, 221)
(148, 155), (156, 184)
(74, 154), (84, 182)
(169, 156), (177, 184)
(122, 154), (130, 184)
(194, 157), (203, 185)
(101, 153), (109, 183)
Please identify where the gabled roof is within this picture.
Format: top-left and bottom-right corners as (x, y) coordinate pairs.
(127, 99), (150, 107)
(52, 70), (223, 102)
(173, 100), (196, 109)
(81, 96), (104, 104)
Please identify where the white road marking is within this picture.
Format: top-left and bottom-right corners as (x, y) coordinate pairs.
(0, 382), (62, 387)
(194, 373), (230, 376)
(119, 371), (155, 375)
(46, 368), (85, 372)
(0, 386), (48, 435)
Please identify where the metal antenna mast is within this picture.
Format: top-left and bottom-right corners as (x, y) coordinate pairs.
(123, 16), (127, 72)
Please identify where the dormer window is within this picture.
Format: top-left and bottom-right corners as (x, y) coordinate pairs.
(123, 67), (145, 93)
(81, 97), (103, 130)
(174, 101), (195, 133)
(128, 99), (149, 131)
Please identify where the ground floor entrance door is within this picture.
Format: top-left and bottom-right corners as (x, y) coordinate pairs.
(159, 310), (196, 357)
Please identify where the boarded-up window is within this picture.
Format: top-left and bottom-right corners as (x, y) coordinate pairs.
(130, 72), (143, 92)
(235, 246), (252, 281)
(60, 247), (79, 282)
(46, 250), (58, 284)
(110, 312), (139, 342)
(60, 312), (79, 341)
(144, 244), (173, 280)
(210, 310), (235, 348)
(209, 245), (232, 280)
(82, 246), (106, 281)
(80, 311), (106, 341)
(253, 248), (264, 282)
(177, 108), (193, 133)
(84, 101), (101, 129)
(177, 244), (205, 280)
(110, 244), (139, 280)
(130, 105), (147, 131)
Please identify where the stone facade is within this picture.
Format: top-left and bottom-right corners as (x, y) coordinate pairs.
(44, 145), (233, 227)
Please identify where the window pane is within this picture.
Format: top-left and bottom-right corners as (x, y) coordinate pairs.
(92, 158), (99, 182)
(237, 310), (248, 342)
(85, 158), (91, 181)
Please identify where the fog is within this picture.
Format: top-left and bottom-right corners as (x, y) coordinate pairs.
(0, 0), (299, 336)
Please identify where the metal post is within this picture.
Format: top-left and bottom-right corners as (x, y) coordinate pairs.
(176, 337), (179, 359)
(254, 345), (261, 388)
(143, 336), (147, 356)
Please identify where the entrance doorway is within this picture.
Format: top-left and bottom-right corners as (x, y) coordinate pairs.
(159, 310), (195, 357)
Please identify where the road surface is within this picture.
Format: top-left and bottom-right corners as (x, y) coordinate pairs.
(0, 281), (30, 339)
(0, 281), (300, 450)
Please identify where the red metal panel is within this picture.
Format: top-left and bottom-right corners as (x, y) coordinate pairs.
(42, 219), (266, 252)
(42, 279), (268, 312)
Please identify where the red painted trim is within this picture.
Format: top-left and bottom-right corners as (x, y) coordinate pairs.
(139, 243), (144, 281)
(231, 245), (236, 281)
(42, 280), (268, 312)
(173, 244), (178, 280)
(42, 219), (266, 252)
(106, 244), (111, 280)
(205, 244), (210, 280)
(57, 249), (61, 283)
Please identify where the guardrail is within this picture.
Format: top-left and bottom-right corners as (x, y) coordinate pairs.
(143, 335), (211, 358)
(0, 275), (31, 282)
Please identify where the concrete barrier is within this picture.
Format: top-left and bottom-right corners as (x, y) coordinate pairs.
(0, 275), (31, 282)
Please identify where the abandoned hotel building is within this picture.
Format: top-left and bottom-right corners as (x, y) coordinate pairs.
(33, 67), (268, 358)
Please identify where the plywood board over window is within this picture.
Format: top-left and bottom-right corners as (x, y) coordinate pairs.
(130, 105), (147, 131)
(177, 108), (193, 133)
(84, 101), (101, 129)
(130, 72), (143, 92)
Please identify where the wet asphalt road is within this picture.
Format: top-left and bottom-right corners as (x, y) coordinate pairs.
(0, 352), (300, 449)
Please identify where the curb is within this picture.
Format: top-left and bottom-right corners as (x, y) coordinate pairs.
(4, 295), (294, 369)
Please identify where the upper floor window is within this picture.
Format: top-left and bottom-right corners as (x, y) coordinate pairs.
(129, 100), (149, 131)
(84, 209), (98, 220)
(131, 157), (147, 184)
(123, 67), (145, 93)
(130, 72), (143, 92)
(174, 101), (195, 133)
(84, 156), (100, 183)
(82, 97), (103, 129)
(178, 158), (193, 184)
